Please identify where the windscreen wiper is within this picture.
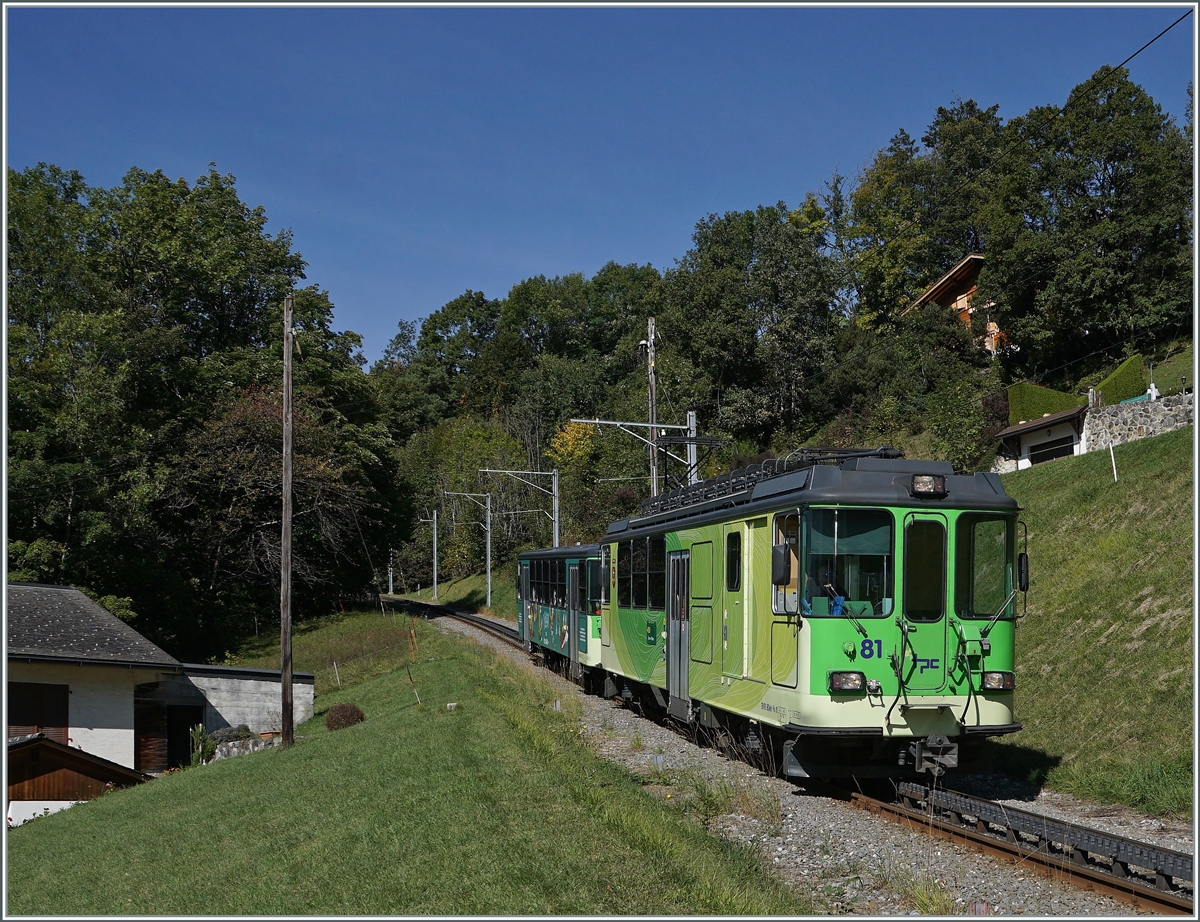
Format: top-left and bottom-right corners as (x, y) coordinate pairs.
(980, 588), (1019, 637)
(825, 582), (868, 637)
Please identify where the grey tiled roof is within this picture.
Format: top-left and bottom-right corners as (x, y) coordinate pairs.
(6, 583), (181, 666)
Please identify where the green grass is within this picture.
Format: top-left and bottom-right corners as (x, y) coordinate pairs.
(1149, 340), (1193, 397)
(990, 426), (1193, 816)
(402, 571), (518, 621)
(7, 621), (814, 915)
(228, 609), (421, 698)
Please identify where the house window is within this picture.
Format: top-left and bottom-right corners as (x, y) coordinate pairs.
(8, 682), (69, 745)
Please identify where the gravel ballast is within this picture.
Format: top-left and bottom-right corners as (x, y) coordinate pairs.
(439, 615), (1192, 915)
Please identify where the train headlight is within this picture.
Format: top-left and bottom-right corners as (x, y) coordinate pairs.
(828, 671), (866, 693)
(910, 474), (948, 498)
(981, 671), (1015, 691)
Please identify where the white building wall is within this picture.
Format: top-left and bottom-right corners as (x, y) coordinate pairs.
(6, 661), (160, 769)
(187, 674), (314, 733)
(7, 800), (80, 826)
(1015, 420), (1082, 470)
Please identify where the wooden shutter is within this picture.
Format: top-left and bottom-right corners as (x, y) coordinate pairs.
(134, 700), (168, 774)
(7, 682), (69, 744)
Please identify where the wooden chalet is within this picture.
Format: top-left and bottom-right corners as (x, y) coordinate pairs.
(903, 253), (1005, 353)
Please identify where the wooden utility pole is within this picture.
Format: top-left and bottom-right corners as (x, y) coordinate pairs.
(280, 293), (294, 748)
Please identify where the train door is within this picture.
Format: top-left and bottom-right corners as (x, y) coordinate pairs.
(901, 512), (949, 692)
(518, 562), (529, 642)
(667, 550), (690, 720)
(722, 524), (745, 678)
(567, 562), (581, 664)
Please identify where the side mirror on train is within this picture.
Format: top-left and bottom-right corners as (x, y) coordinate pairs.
(1017, 552), (1029, 593)
(771, 545), (791, 586)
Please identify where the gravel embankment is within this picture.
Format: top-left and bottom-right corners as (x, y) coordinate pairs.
(439, 616), (1192, 915)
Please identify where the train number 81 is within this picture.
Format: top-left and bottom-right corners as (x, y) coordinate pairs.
(860, 638), (883, 659)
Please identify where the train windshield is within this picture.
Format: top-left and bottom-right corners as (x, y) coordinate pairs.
(803, 508), (893, 618)
(955, 514), (1015, 619)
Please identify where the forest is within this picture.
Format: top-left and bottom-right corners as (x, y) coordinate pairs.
(7, 66), (1192, 661)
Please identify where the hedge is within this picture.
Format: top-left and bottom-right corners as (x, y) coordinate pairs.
(1094, 354), (1147, 405)
(1006, 382), (1086, 426)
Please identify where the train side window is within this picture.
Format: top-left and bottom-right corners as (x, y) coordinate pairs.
(648, 535), (666, 610)
(587, 559), (603, 613)
(772, 513), (800, 615)
(632, 538), (648, 608)
(726, 532), (741, 592)
(618, 541), (632, 608)
(599, 546), (610, 607)
(574, 564), (587, 612)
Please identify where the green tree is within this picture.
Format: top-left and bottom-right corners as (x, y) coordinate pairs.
(978, 67), (1192, 376)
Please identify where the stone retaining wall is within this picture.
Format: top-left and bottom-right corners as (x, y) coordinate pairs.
(211, 736), (281, 762)
(1082, 392), (1193, 452)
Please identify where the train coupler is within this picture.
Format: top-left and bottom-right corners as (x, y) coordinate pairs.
(903, 735), (958, 776)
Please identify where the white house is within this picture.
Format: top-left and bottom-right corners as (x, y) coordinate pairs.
(992, 404), (1089, 471)
(7, 582), (314, 824)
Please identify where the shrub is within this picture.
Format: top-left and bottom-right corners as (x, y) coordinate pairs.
(1006, 381), (1085, 426)
(189, 725), (217, 766)
(209, 724), (255, 743)
(325, 703), (365, 730)
(1094, 354), (1147, 405)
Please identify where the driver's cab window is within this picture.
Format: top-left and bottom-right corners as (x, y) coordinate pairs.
(773, 513), (800, 614)
(803, 508), (893, 618)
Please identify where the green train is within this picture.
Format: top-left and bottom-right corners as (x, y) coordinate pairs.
(517, 447), (1027, 778)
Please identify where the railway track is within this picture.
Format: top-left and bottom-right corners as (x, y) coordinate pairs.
(384, 598), (523, 649)
(383, 596), (1192, 914)
(838, 782), (1194, 915)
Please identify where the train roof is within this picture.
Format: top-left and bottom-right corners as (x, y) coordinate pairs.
(517, 543), (602, 562)
(605, 447), (1018, 539)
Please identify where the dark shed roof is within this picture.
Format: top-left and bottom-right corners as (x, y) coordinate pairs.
(994, 404), (1088, 441)
(6, 583), (181, 667)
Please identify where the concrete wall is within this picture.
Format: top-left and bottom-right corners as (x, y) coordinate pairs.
(1081, 392), (1193, 453)
(184, 667), (314, 734)
(7, 661), (162, 769)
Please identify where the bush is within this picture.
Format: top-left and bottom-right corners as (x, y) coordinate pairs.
(1094, 354), (1146, 405)
(209, 724), (255, 743)
(325, 703), (365, 730)
(189, 725), (217, 766)
(1006, 381), (1085, 425)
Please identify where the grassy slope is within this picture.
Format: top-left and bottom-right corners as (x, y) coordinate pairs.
(7, 622), (811, 916)
(404, 571), (518, 621)
(992, 426), (1193, 815)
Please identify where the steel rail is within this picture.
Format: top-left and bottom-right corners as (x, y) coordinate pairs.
(384, 598), (523, 649)
(842, 783), (1193, 914)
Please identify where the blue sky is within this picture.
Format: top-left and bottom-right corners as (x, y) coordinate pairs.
(6, 5), (1195, 364)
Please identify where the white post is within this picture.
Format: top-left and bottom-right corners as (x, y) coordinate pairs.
(388, 549), (393, 595)
(432, 509), (438, 600)
(648, 317), (658, 496)
(686, 410), (698, 485)
(1110, 445), (1118, 482)
(552, 468), (560, 547)
(485, 493), (492, 609)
